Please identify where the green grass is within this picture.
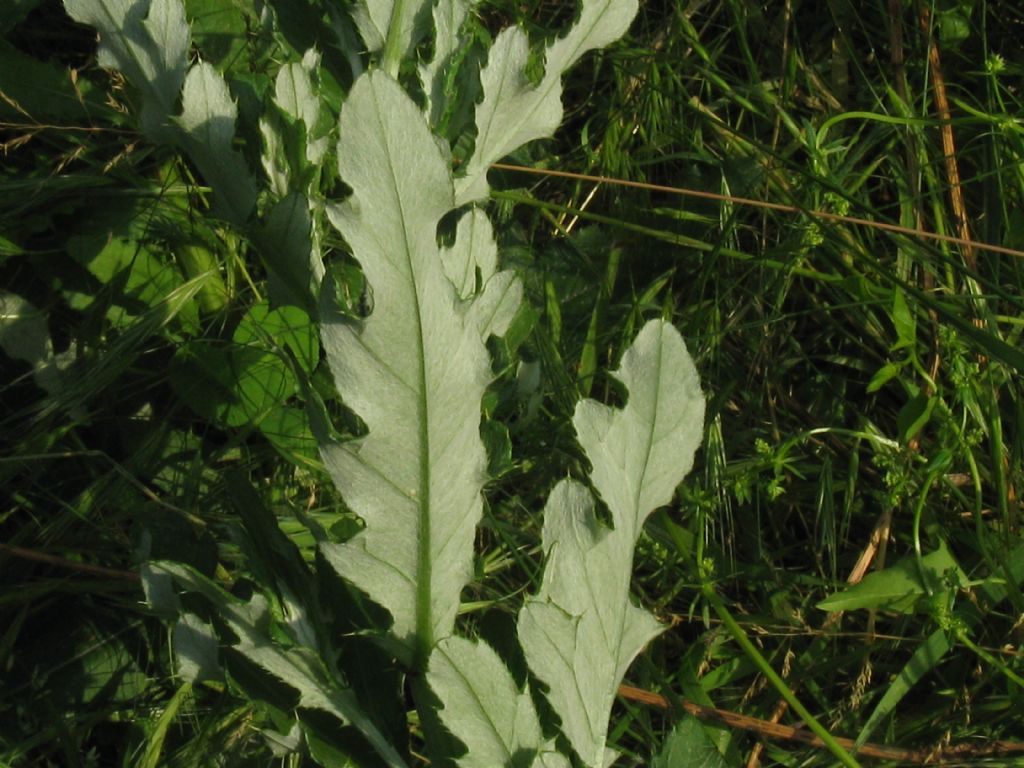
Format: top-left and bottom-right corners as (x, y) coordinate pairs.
(2, 0), (1023, 765)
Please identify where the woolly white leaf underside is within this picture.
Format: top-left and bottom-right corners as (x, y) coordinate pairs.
(520, 320), (706, 767)
(320, 70), (520, 668)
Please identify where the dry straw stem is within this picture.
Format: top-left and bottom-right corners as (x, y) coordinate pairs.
(618, 684), (1024, 764)
(917, 2), (975, 274)
(490, 163), (1024, 261)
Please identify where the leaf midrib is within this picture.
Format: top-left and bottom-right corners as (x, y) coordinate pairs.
(371, 76), (436, 672)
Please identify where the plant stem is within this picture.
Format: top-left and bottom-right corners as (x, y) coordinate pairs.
(700, 584), (864, 768)
(381, 0), (408, 79)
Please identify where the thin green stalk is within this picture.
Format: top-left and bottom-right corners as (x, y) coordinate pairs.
(911, 450), (951, 592)
(954, 627), (1024, 690)
(139, 681), (193, 768)
(700, 584), (863, 768)
(381, 0), (409, 79)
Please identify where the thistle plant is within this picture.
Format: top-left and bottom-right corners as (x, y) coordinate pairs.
(63, 0), (707, 764)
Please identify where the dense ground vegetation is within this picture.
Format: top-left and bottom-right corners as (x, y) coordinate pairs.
(2, 0), (1023, 765)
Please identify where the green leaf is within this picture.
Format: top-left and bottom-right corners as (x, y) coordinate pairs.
(866, 361), (901, 393)
(258, 192), (322, 312)
(260, 405), (319, 467)
(0, 39), (108, 121)
(937, 9), (971, 46)
(235, 301), (319, 374)
(890, 288), (915, 352)
(138, 680), (194, 768)
(654, 715), (734, 768)
(62, 0), (189, 138)
(456, 0), (639, 205)
(816, 542), (966, 614)
(169, 340), (295, 428)
(170, 302), (312, 430)
(519, 320), (706, 768)
(177, 61), (257, 223)
(896, 392), (935, 444)
(67, 232), (199, 331)
(320, 70), (521, 670)
(183, 0), (255, 70)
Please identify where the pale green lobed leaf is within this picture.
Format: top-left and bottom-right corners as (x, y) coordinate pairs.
(534, 753), (571, 768)
(151, 561), (410, 768)
(321, 71), (520, 669)
(441, 209), (496, 299)
(259, 50), (329, 302)
(544, 0), (640, 78)
(455, 0), (638, 205)
(418, 0), (477, 126)
(575, 319), (706, 541)
(518, 481), (662, 768)
(173, 612), (221, 683)
(62, 0), (189, 138)
(519, 320), (705, 767)
(274, 50), (330, 167)
(177, 62), (257, 223)
(428, 635), (554, 767)
(260, 114), (290, 198)
(443, 209), (521, 339)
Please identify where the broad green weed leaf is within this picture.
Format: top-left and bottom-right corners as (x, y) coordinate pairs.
(0, 39), (108, 121)
(178, 62), (257, 223)
(816, 542), (966, 614)
(259, 193), (323, 312)
(63, 0), (189, 138)
(519, 320), (705, 768)
(183, 0), (254, 70)
(321, 70), (521, 669)
(234, 302), (319, 374)
(151, 561), (410, 768)
(456, 0), (638, 205)
(428, 635), (566, 768)
(169, 313), (299, 430)
(66, 232), (200, 331)
(259, 405), (320, 467)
